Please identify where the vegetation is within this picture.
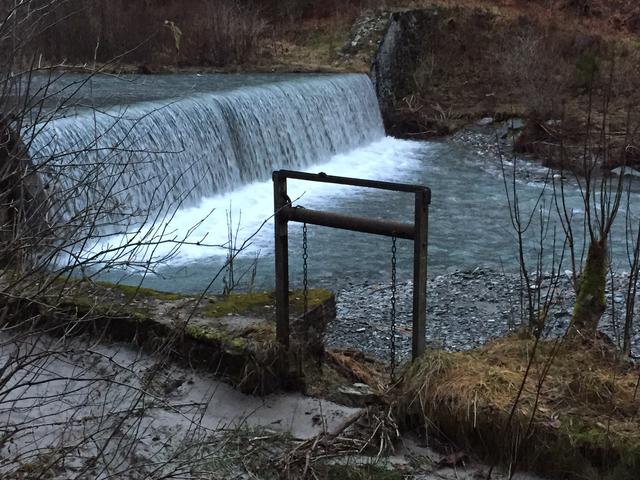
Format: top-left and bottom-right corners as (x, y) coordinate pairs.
(395, 334), (640, 479)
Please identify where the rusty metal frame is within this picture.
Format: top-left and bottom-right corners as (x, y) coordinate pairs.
(273, 170), (430, 362)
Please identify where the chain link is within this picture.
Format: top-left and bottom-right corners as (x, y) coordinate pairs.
(302, 223), (309, 320)
(390, 236), (397, 381)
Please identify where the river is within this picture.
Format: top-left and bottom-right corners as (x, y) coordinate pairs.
(25, 73), (639, 294)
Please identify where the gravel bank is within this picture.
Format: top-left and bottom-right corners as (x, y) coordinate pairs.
(327, 268), (640, 362)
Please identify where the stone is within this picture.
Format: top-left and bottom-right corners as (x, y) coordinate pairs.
(476, 117), (495, 126)
(611, 166), (640, 177)
(508, 118), (526, 130)
(337, 383), (378, 403)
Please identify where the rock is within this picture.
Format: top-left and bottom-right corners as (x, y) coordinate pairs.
(372, 10), (435, 116)
(337, 383), (378, 403)
(611, 166), (640, 177)
(508, 118), (526, 130)
(476, 117), (495, 126)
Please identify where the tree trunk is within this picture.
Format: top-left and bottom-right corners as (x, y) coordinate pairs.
(570, 238), (607, 336)
(0, 119), (47, 268)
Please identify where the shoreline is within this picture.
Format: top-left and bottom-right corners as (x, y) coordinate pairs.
(328, 267), (640, 362)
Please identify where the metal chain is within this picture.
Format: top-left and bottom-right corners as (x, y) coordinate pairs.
(390, 236), (397, 381)
(302, 223), (309, 320)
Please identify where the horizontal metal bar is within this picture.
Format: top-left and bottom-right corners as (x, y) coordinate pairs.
(273, 170), (431, 202)
(282, 206), (415, 240)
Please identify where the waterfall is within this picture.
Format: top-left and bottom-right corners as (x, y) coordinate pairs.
(27, 74), (385, 227)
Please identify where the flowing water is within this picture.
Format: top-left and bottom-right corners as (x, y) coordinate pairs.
(25, 73), (639, 293)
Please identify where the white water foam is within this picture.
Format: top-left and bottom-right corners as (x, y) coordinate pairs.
(73, 137), (426, 270)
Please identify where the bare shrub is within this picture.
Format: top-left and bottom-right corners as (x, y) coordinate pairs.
(189, 1), (269, 67)
(27, 0), (270, 68)
(269, 0), (377, 22)
(500, 28), (575, 120)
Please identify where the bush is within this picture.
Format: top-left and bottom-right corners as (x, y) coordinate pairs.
(28, 0), (270, 67)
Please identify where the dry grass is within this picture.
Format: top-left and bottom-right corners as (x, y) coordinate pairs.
(379, 1), (640, 169)
(25, 0), (640, 75)
(394, 334), (640, 479)
(389, 0), (640, 39)
(266, 16), (366, 72)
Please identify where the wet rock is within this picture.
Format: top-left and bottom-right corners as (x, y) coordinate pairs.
(476, 117), (494, 126)
(508, 118), (526, 130)
(337, 383), (377, 403)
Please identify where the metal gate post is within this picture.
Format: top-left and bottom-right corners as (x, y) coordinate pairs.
(273, 173), (290, 351)
(272, 170), (430, 367)
(412, 189), (429, 359)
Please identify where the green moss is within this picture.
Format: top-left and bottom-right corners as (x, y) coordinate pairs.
(575, 51), (600, 88)
(202, 289), (333, 318)
(565, 419), (640, 463)
(61, 294), (96, 314)
(567, 421), (609, 446)
(97, 281), (183, 301)
(184, 324), (247, 351)
(289, 289), (333, 315)
(203, 292), (272, 317)
(130, 310), (154, 323)
(572, 239), (607, 333)
(60, 293), (154, 320)
(563, 423), (640, 480)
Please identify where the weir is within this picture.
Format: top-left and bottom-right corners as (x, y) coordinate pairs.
(27, 74), (385, 226)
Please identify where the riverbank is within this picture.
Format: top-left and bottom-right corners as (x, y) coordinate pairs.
(329, 267), (640, 362)
(1, 329), (549, 480)
(395, 332), (640, 479)
(5, 271), (637, 479)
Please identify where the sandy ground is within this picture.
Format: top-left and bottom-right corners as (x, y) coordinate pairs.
(0, 327), (552, 479)
(0, 332), (361, 478)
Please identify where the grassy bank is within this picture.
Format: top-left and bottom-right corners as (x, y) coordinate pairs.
(394, 334), (640, 479)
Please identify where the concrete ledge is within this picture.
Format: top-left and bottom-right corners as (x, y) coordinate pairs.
(9, 280), (337, 395)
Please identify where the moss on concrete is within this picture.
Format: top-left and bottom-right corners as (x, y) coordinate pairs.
(289, 288), (333, 314)
(59, 292), (155, 324)
(97, 281), (183, 301)
(16, 279), (337, 395)
(203, 292), (273, 317)
(202, 289), (333, 318)
(184, 324), (248, 352)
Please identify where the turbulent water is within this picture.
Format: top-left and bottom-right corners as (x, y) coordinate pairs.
(28, 74), (384, 226)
